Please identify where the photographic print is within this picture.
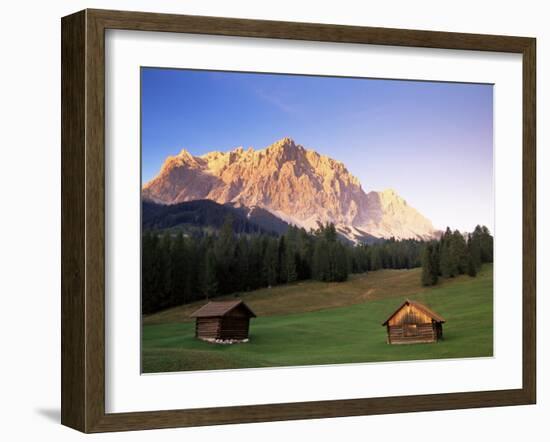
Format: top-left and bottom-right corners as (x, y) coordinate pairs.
(140, 68), (494, 374)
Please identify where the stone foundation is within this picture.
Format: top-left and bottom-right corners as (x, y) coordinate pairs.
(199, 337), (249, 345)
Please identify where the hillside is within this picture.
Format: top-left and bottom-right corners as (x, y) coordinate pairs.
(142, 199), (290, 235)
(142, 265), (493, 373)
(143, 267), (427, 325)
(143, 265), (490, 323)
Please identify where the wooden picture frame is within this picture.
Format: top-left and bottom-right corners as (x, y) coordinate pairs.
(61, 8), (536, 433)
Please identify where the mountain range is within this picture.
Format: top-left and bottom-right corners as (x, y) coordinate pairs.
(142, 137), (438, 242)
(142, 199), (290, 236)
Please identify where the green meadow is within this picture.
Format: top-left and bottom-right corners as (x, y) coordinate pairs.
(142, 264), (493, 373)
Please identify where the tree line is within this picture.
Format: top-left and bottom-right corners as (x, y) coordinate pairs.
(421, 225), (493, 286)
(142, 218), (426, 314)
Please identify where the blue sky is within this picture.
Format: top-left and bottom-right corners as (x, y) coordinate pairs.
(141, 68), (493, 232)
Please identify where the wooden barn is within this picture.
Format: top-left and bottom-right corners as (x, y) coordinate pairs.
(190, 300), (256, 343)
(382, 299), (445, 344)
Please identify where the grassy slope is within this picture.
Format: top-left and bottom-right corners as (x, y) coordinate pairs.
(143, 266), (473, 325)
(142, 265), (493, 373)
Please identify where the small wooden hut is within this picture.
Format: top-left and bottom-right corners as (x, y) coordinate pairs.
(190, 300), (256, 342)
(382, 299), (445, 344)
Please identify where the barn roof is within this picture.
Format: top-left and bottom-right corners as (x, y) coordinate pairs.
(382, 299), (445, 325)
(190, 299), (256, 318)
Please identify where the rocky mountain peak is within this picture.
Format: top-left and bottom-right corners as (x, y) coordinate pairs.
(380, 188), (407, 206)
(264, 137), (304, 161)
(158, 148), (198, 173)
(142, 138), (437, 241)
(272, 136), (297, 149)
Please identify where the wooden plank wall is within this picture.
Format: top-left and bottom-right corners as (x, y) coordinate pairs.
(196, 317), (250, 340)
(219, 318), (250, 340)
(196, 318), (221, 339)
(388, 323), (436, 344)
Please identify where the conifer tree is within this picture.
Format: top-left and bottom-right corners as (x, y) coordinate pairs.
(296, 228), (313, 279)
(235, 237), (250, 291)
(450, 230), (468, 275)
(331, 242), (349, 282)
(370, 247), (382, 271)
(170, 232), (188, 305)
(479, 225), (494, 263)
(277, 235), (287, 284)
(263, 238), (279, 287)
(185, 237), (199, 301)
(142, 231), (161, 314)
(467, 232), (482, 272)
(323, 223), (338, 242)
(430, 241), (440, 278)
(439, 227), (456, 277)
(248, 236), (265, 289)
(421, 244), (435, 286)
(466, 253), (478, 277)
(312, 239), (330, 281)
(285, 243), (298, 283)
(214, 215), (237, 293)
(202, 249), (218, 300)
(158, 233), (173, 309)
(141, 215), (493, 314)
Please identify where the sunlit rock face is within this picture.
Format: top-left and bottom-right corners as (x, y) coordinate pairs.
(143, 137), (437, 241)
